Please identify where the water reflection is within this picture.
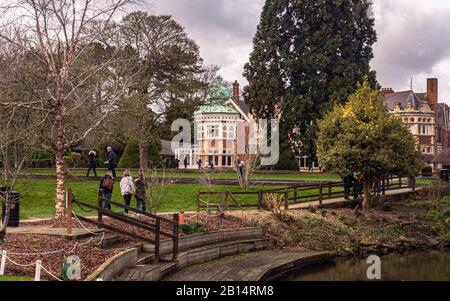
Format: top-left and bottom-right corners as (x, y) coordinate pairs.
(285, 251), (450, 281)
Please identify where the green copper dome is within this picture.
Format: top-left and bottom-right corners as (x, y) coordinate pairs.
(194, 85), (238, 115)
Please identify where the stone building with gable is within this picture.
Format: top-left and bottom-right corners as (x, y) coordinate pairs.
(382, 78), (450, 171)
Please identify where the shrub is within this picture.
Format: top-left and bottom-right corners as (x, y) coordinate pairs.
(282, 232), (293, 245)
(424, 210), (442, 222)
(440, 233), (450, 246)
(249, 219), (258, 227)
(180, 222), (205, 234)
(407, 200), (433, 209)
(274, 145), (299, 171)
(441, 197), (450, 206)
(118, 142), (140, 168)
(265, 193), (285, 219)
(443, 208), (450, 218)
(64, 152), (82, 168)
(118, 142), (162, 168)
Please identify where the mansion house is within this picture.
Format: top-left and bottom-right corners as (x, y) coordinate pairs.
(175, 81), (255, 169)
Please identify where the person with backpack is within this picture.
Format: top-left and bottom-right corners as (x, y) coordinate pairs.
(134, 169), (147, 213)
(99, 170), (114, 210)
(107, 146), (117, 178)
(86, 149), (98, 177)
(120, 169), (135, 214)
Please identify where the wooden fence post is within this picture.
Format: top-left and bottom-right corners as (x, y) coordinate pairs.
(196, 192), (200, 212)
(258, 190), (263, 210)
(66, 189), (73, 235)
(284, 189), (289, 210)
(294, 188), (298, 203)
(97, 190), (103, 224)
(328, 182), (332, 198)
(224, 191), (229, 211)
(382, 178), (386, 195)
(155, 218), (161, 263)
(399, 176), (402, 188)
(319, 184), (323, 207)
(172, 213), (179, 262)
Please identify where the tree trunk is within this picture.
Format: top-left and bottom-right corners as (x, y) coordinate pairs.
(2, 145), (11, 183)
(54, 108), (66, 219)
(0, 192), (11, 241)
(362, 174), (372, 210)
(139, 143), (148, 171)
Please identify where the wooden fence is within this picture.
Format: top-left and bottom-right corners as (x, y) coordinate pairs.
(66, 189), (179, 262)
(196, 175), (417, 211)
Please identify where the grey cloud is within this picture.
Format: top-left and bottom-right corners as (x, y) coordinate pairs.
(372, 0), (450, 101)
(147, 0), (450, 102)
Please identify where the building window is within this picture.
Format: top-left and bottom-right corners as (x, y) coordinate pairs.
(418, 118), (422, 122)
(223, 125), (235, 139)
(207, 125), (219, 138)
(427, 147), (431, 153)
(198, 125), (204, 139)
(410, 118), (415, 123)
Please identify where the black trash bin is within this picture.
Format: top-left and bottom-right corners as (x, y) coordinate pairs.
(1, 186), (21, 227)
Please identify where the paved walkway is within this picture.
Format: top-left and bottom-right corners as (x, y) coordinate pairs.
(289, 187), (417, 210)
(8, 225), (103, 239)
(163, 250), (334, 281)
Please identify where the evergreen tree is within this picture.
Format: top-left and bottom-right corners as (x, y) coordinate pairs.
(244, 0), (377, 159)
(317, 78), (420, 209)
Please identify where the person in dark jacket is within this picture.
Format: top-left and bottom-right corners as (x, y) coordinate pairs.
(86, 149), (98, 177)
(99, 170), (114, 210)
(134, 169), (147, 212)
(343, 174), (352, 200)
(106, 146), (117, 178)
(184, 157), (188, 169)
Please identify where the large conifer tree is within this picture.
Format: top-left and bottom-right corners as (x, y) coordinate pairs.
(244, 0), (377, 162)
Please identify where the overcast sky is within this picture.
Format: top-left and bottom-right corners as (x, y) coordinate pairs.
(151, 0), (450, 103)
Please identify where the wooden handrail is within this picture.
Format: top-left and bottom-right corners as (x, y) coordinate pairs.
(67, 191), (180, 263)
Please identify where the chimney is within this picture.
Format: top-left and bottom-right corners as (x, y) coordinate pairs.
(427, 78), (438, 109)
(232, 80), (240, 105)
(380, 87), (395, 97)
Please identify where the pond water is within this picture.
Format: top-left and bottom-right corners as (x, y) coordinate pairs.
(285, 251), (450, 281)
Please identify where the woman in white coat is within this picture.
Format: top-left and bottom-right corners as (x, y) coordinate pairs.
(120, 169), (135, 214)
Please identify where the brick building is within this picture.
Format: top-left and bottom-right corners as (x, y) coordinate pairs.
(382, 78), (450, 171)
(174, 81), (255, 169)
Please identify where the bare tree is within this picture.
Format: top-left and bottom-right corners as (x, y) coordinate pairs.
(116, 11), (215, 171)
(0, 0), (137, 218)
(144, 168), (172, 214)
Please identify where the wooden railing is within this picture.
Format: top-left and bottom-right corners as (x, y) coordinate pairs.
(66, 189), (179, 262)
(196, 175), (417, 211)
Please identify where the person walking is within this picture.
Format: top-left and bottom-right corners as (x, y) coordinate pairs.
(99, 170), (114, 210)
(107, 146), (117, 178)
(343, 174), (352, 200)
(134, 169), (147, 212)
(120, 169), (135, 214)
(197, 159), (202, 170)
(184, 157), (188, 169)
(86, 149), (98, 177)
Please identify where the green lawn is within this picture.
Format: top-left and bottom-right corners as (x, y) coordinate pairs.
(0, 275), (33, 281)
(23, 168), (342, 182)
(13, 178), (283, 219)
(5, 171), (433, 219)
